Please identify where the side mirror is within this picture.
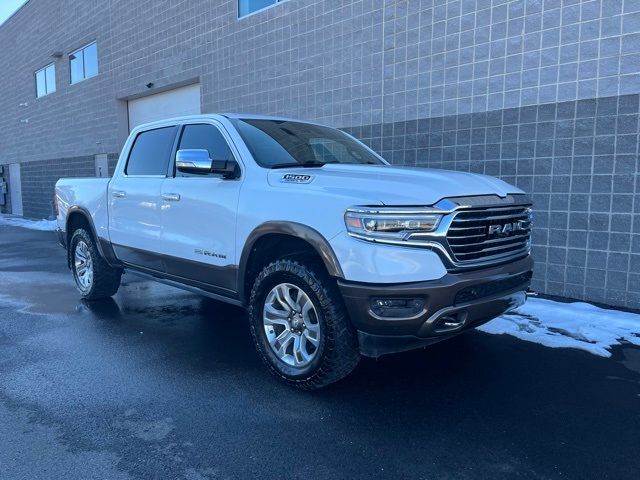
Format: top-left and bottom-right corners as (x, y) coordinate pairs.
(176, 149), (212, 174)
(176, 149), (239, 178)
(210, 159), (238, 178)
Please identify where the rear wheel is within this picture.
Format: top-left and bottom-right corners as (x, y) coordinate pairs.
(70, 228), (122, 300)
(248, 259), (360, 390)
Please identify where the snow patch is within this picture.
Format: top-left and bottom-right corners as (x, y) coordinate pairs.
(479, 297), (640, 357)
(0, 214), (57, 231)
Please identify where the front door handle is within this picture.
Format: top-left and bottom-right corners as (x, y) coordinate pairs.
(162, 193), (181, 202)
(112, 190), (126, 198)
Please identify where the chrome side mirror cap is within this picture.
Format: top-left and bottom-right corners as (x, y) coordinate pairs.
(176, 149), (238, 178)
(176, 149), (212, 174)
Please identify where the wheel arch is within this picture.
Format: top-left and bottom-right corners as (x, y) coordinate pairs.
(238, 222), (344, 304)
(65, 207), (120, 269)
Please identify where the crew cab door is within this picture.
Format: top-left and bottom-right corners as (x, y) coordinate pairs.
(158, 122), (242, 293)
(108, 125), (178, 270)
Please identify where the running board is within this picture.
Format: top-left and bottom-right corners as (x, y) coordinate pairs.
(125, 268), (245, 308)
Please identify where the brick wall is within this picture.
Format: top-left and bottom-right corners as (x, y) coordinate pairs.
(17, 153), (120, 219)
(20, 156), (92, 219)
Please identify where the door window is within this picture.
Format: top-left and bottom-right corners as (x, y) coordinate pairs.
(125, 126), (178, 176)
(176, 124), (234, 177)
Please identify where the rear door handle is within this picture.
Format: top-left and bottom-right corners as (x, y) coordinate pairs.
(112, 190), (126, 198)
(162, 193), (180, 202)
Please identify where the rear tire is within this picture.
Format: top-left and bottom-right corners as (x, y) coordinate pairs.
(70, 228), (122, 300)
(248, 259), (360, 390)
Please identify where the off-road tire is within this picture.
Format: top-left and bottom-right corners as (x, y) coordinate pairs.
(248, 259), (360, 390)
(70, 228), (122, 300)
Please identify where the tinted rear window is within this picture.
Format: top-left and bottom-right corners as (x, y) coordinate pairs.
(125, 126), (177, 176)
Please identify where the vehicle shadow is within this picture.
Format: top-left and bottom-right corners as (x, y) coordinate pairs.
(81, 297), (123, 320)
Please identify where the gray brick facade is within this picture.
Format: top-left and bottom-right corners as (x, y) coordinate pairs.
(1, 0), (639, 309)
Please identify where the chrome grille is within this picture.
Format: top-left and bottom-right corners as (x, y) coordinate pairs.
(446, 205), (532, 264)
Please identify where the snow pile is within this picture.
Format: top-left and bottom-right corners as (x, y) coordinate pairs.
(0, 215), (57, 231)
(479, 297), (640, 357)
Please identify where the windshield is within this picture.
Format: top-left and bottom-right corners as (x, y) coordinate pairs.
(231, 118), (386, 168)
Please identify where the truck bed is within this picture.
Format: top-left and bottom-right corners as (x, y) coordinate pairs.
(55, 177), (110, 239)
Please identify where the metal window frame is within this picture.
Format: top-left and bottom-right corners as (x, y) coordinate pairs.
(69, 41), (98, 85)
(35, 63), (56, 98)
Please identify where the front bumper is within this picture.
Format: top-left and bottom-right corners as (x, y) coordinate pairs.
(338, 255), (533, 357)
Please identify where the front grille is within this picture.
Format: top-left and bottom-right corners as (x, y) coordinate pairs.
(446, 205), (532, 264)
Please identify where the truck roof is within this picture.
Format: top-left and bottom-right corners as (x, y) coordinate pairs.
(133, 113), (319, 131)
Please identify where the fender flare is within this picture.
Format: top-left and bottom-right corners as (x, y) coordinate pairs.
(65, 206), (120, 268)
(237, 221), (344, 303)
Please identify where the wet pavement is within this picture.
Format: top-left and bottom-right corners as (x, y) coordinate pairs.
(1, 225), (639, 479)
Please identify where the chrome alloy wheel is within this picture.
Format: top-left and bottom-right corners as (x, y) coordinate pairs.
(74, 240), (93, 291)
(263, 283), (321, 367)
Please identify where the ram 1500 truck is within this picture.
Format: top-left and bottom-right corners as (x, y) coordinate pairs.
(55, 114), (533, 389)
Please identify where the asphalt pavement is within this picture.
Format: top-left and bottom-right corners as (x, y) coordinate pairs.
(1, 225), (639, 479)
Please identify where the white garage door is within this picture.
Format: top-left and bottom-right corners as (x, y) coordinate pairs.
(128, 84), (201, 130)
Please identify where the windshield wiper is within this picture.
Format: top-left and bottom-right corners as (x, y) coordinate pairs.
(270, 162), (327, 169)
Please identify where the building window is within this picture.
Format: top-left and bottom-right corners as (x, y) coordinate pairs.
(35, 64), (56, 98)
(69, 42), (98, 84)
(238, 0), (285, 17)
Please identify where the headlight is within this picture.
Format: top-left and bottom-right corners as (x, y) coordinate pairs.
(345, 210), (442, 240)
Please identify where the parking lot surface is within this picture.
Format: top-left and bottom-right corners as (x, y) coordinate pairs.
(1, 225), (639, 479)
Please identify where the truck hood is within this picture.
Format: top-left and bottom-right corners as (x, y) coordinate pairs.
(268, 164), (523, 205)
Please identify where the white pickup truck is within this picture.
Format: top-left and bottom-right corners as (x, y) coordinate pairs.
(55, 114), (533, 389)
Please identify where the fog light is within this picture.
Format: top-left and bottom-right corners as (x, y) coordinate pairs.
(370, 298), (425, 318)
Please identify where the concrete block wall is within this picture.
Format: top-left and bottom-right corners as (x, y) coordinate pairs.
(20, 156), (95, 219)
(17, 153), (119, 219)
(0, 0), (123, 163)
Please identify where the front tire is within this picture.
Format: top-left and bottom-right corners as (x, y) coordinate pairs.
(70, 228), (122, 300)
(248, 259), (360, 390)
